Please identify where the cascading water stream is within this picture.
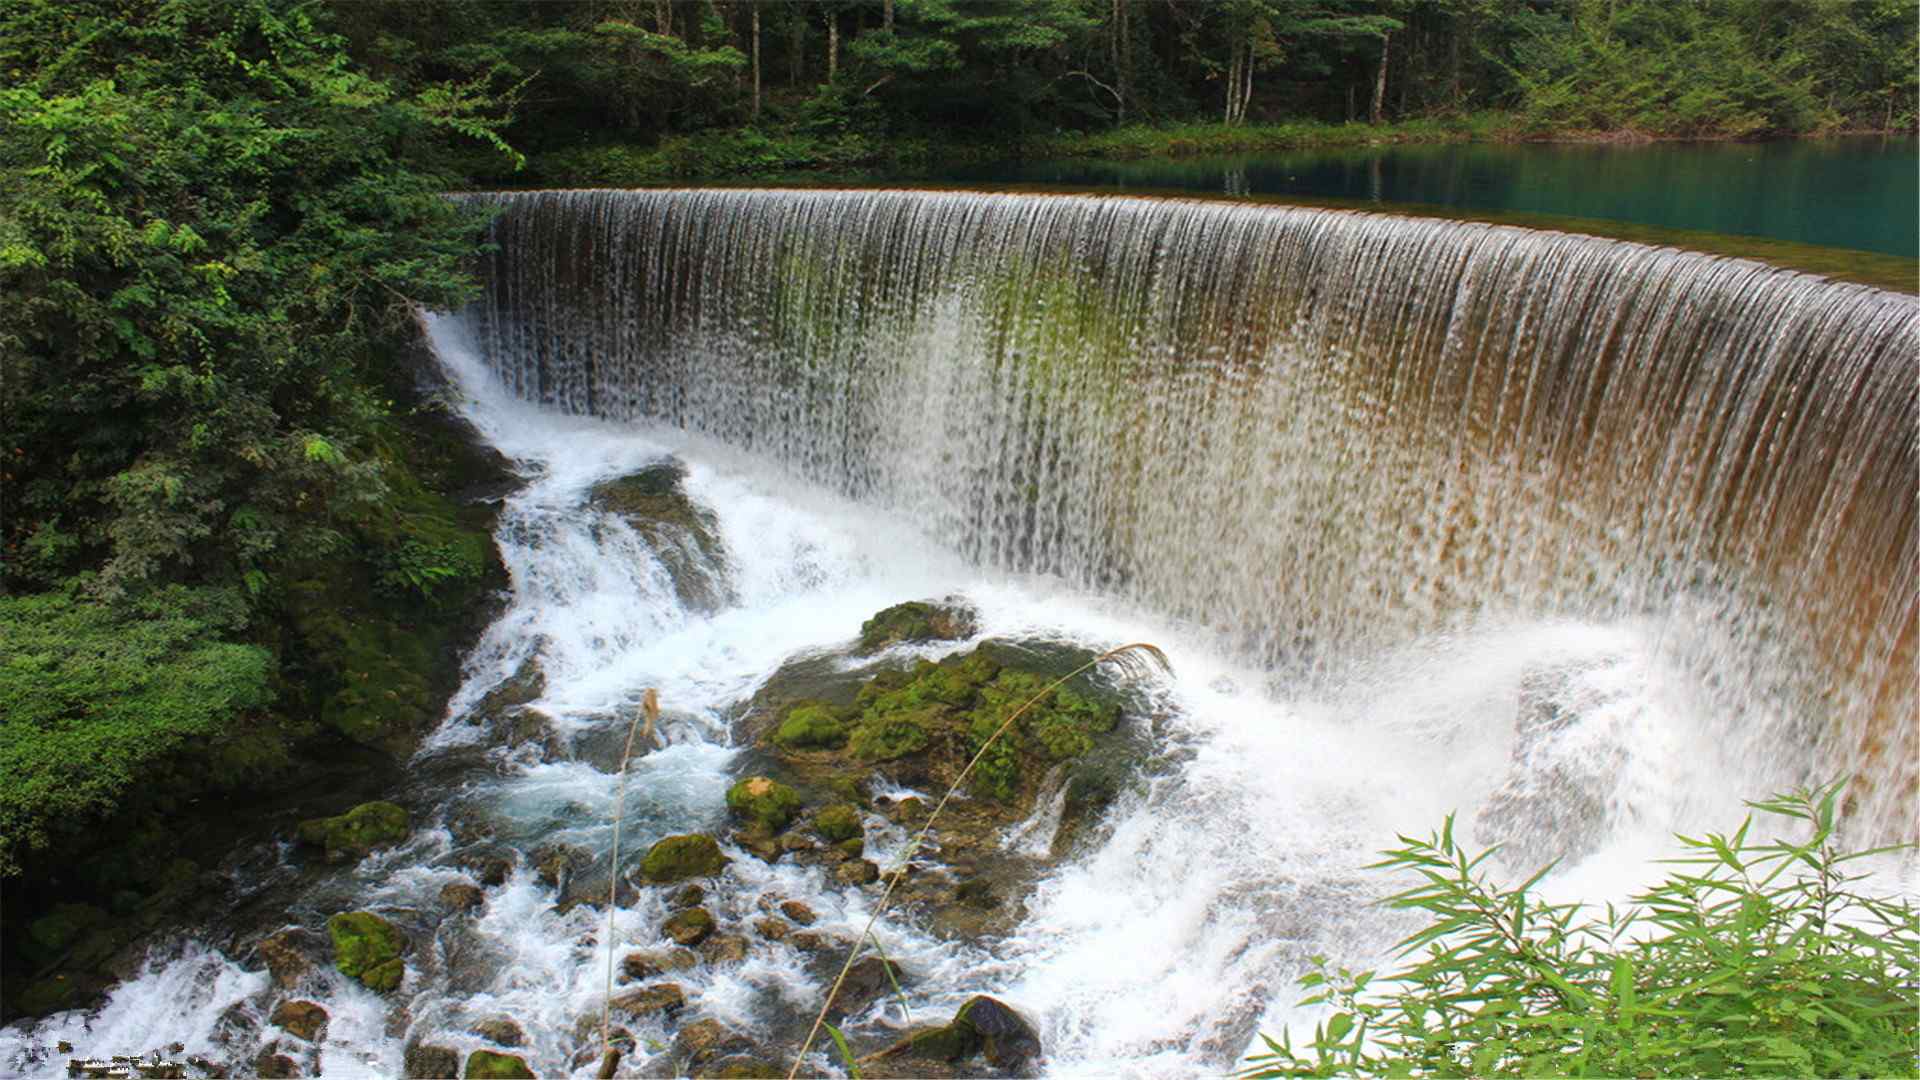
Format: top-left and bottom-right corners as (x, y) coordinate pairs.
(462, 188), (1917, 834)
(3, 191), (1913, 1079)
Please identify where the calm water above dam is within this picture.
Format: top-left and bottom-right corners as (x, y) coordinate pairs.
(950, 136), (1919, 258)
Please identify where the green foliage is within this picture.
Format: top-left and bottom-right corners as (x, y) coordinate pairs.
(1245, 782), (1920, 1078)
(0, 588), (273, 874)
(0, 0), (515, 600)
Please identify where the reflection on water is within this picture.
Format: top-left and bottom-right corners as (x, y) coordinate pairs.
(948, 137), (1919, 258)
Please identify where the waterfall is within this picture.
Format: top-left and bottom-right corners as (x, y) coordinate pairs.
(456, 188), (1918, 836)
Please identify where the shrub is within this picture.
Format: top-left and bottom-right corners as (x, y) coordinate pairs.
(1245, 782), (1920, 1078)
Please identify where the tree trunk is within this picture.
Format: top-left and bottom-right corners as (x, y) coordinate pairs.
(826, 10), (838, 83)
(883, 0), (893, 33)
(751, 4), (762, 120)
(654, 0), (671, 36)
(1225, 41), (1240, 124)
(1370, 32), (1390, 125)
(1112, 0), (1128, 124)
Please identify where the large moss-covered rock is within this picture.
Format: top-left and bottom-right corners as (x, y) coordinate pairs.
(641, 833), (728, 882)
(326, 910), (405, 992)
(464, 1049), (535, 1079)
(726, 777), (803, 831)
(296, 800), (410, 862)
(856, 599), (977, 655)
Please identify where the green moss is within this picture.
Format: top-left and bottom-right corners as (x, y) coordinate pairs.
(847, 707), (936, 761)
(813, 804), (863, 843)
(296, 800), (409, 861)
(327, 910), (404, 991)
(725, 777), (803, 831)
(361, 956), (405, 992)
(464, 1050), (535, 1079)
(772, 703), (848, 751)
(16, 974), (79, 1015)
(641, 833), (727, 882)
(25, 903), (108, 965)
(856, 600), (978, 655)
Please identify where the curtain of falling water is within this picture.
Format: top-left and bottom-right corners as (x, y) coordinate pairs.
(451, 189), (1919, 838)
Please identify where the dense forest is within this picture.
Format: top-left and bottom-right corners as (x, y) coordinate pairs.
(0, 0), (1914, 1024)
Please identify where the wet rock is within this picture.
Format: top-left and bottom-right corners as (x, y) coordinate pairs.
(532, 843), (590, 891)
(834, 859), (881, 886)
(856, 599), (978, 655)
(778, 900), (818, 926)
(825, 955), (905, 1021)
(733, 829), (784, 864)
(813, 804), (864, 843)
(296, 801), (410, 862)
(555, 869), (641, 915)
(255, 1051), (300, 1078)
(836, 836), (867, 859)
(726, 777), (803, 831)
(699, 934), (750, 965)
(405, 1042), (461, 1079)
(472, 655), (547, 723)
(621, 947), (700, 982)
(959, 995), (1042, 1073)
(470, 1017), (525, 1047)
(589, 459), (729, 612)
(641, 834), (728, 883)
(674, 1019), (758, 1074)
(786, 931), (847, 954)
(455, 851), (515, 887)
(440, 883), (486, 913)
(863, 995), (1039, 1076)
(611, 983), (686, 1020)
(670, 883), (708, 909)
(697, 1058), (786, 1079)
(663, 908), (715, 946)
(881, 796), (928, 824)
(1475, 663), (1627, 870)
(464, 1049), (535, 1079)
(778, 832), (816, 854)
(255, 929), (316, 990)
(326, 910), (405, 993)
(270, 1000), (329, 1043)
(753, 917), (790, 942)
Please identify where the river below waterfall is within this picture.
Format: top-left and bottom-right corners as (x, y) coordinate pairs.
(1, 306), (1882, 1080)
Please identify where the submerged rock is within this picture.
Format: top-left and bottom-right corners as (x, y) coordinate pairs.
(1475, 661), (1628, 870)
(464, 1049), (535, 1079)
(255, 1051), (300, 1079)
(254, 929), (317, 990)
(296, 801), (410, 862)
(440, 882), (486, 913)
(856, 599), (978, 655)
(641, 833), (728, 882)
(825, 955), (907, 1022)
(674, 1019), (759, 1074)
(863, 994), (1040, 1077)
(326, 910), (405, 993)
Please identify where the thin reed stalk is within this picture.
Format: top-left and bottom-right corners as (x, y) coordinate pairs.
(787, 643), (1170, 1077)
(600, 687), (659, 1080)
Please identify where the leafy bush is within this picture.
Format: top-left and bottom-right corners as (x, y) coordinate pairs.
(0, 588), (274, 874)
(1246, 783), (1919, 1078)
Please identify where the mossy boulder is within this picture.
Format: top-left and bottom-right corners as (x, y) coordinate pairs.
(326, 910), (405, 993)
(23, 903), (108, 968)
(856, 599), (978, 655)
(464, 1049), (535, 1079)
(813, 804), (863, 843)
(726, 777), (803, 831)
(663, 907), (716, 946)
(772, 702), (849, 750)
(296, 800), (410, 862)
(641, 833), (728, 883)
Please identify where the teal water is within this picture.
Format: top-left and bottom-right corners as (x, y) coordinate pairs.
(950, 137), (1918, 257)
